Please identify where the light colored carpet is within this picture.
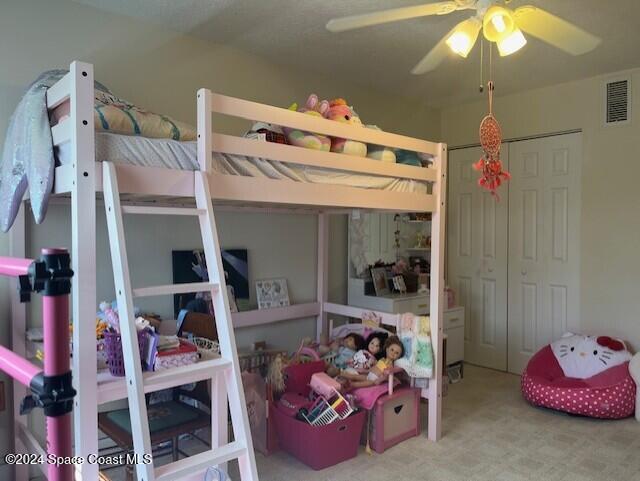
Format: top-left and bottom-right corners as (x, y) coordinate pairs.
(83, 365), (640, 481)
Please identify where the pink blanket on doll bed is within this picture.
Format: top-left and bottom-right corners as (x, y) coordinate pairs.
(352, 379), (400, 410)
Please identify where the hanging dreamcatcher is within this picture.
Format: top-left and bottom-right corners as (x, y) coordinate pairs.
(474, 43), (510, 199)
(474, 81), (510, 198)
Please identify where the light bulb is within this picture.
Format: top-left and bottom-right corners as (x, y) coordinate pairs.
(483, 6), (514, 42)
(446, 17), (482, 58)
(447, 32), (472, 57)
(497, 28), (527, 56)
(491, 14), (507, 33)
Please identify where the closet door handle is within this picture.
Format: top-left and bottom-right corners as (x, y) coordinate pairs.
(488, 267), (494, 273)
(521, 270), (527, 276)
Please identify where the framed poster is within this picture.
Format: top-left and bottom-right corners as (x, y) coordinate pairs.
(172, 249), (248, 317)
(255, 278), (290, 309)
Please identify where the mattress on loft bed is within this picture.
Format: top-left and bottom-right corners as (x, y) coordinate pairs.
(56, 132), (428, 193)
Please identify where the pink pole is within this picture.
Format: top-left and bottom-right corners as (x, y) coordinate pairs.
(42, 249), (73, 481)
(0, 256), (33, 278)
(0, 346), (41, 387)
(0, 248), (75, 481)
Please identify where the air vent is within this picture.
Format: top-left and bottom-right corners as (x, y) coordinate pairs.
(605, 77), (631, 125)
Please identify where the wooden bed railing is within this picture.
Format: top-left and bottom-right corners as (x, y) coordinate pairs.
(208, 92), (439, 155)
(199, 89), (441, 183)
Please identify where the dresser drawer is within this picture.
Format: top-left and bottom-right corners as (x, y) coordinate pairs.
(387, 295), (429, 315)
(443, 307), (464, 330)
(410, 297), (429, 315)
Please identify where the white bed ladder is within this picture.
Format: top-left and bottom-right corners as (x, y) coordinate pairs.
(102, 161), (258, 481)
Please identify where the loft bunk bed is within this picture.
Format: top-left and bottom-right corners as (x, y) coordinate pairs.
(7, 61), (447, 481)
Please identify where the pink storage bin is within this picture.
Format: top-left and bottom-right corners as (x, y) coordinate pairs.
(310, 372), (341, 399)
(273, 406), (365, 470)
(365, 387), (421, 453)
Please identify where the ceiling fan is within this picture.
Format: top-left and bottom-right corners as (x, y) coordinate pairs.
(326, 0), (601, 74)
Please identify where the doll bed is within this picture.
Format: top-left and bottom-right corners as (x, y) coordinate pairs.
(327, 322), (404, 409)
(55, 132), (429, 193)
(521, 345), (636, 419)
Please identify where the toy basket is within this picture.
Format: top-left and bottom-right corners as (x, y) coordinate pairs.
(103, 330), (148, 377)
(302, 389), (354, 426)
(193, 337), (220, 360)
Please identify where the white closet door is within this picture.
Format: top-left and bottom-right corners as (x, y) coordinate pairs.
(507, 133), (581, 374)
(448, 146), (509, 370)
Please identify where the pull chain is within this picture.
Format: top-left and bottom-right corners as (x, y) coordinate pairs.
(479, 39), (484, 93)
(488, 42), (495, 114)
(489, 40), (493, 81)
(488, 81), (494, 115)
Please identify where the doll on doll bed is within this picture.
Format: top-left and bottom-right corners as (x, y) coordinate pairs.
(339, 336), (404, 388)
(343, 331), (388, 373)
(320, 332), (365, 376)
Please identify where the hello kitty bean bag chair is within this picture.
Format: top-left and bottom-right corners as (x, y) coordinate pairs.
(521, 333), (636, 419)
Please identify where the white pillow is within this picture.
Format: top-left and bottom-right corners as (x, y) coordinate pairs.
(551, 333), (631, 379)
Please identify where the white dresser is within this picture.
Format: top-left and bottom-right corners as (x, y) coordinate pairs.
(347, 278), (430, 315)
(443, 306), (464, 367)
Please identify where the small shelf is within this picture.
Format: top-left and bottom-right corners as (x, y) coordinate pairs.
(97, 357), (231, 405)
(231, 302), (320, 329)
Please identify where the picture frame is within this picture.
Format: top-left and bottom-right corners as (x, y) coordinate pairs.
(392, 275), (407, 294)
(370, 267), (390, 296)
(255, 278), (290, 309)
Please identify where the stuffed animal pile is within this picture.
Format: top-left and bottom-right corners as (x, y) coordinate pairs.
(277, 94), (401, 163)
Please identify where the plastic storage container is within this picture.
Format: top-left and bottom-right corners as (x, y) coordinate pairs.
(273, 406), (365, 470)
(366, 387), (421, 453)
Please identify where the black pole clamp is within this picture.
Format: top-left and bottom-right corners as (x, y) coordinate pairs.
(18, 251), (73, 302)
(20, 371), (77, 417)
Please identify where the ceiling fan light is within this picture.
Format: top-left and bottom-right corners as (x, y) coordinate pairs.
(490, 14), (507, 33)
(497, 28), (527, 56)
(446, 32), (473, 57)
(483, 6), (514, 42)
(446, 17), (481, 58)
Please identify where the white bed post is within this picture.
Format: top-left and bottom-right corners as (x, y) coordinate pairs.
(9, 203), (29, 481)
(198, 87), (229, 465)
(428, 143), (447, 441)
(69, 61), (99, 480)
(316, 212), (329, 341)
(197, 88), (213, 172)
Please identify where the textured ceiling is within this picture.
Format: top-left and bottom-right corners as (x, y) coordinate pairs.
(73, 0), (640, 107)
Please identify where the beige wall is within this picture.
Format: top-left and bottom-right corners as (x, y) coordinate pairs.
(442, 68), (640, 351)
(0, 0), (441, 456)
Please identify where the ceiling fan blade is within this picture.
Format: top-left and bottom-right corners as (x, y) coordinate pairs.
(514, 6), (601, 55)
(411, 18), (480, 74)
(326, 1), (459, 33)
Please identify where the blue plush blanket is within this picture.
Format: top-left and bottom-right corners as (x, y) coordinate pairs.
(0, 70), (67, 232)
(0, 70), (111, 232)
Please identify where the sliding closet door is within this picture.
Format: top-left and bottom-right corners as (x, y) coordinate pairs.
(448, 146), (509, 370)
(507, 133), (581, 374)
